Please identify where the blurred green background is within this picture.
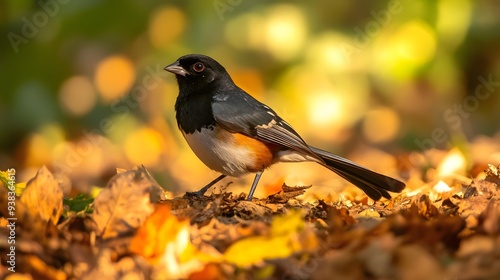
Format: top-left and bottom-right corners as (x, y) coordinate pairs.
(1, 0), (499, 196)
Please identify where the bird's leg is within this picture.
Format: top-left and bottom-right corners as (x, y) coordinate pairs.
(246, 171), (263, 201)
(187, 174), (227, 196)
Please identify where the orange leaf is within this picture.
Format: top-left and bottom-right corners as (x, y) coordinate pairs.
(129, 204), (185, 263)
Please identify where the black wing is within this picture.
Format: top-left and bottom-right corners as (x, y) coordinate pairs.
(211, 89), (319, 158)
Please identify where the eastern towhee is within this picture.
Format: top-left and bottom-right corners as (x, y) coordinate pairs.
(164, 54), (405, 201)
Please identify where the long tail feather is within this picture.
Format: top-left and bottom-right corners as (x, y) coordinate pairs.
(309, 146), (405, 200)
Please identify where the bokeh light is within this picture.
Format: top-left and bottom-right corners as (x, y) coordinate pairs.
(436, 0), (472, 50)
(59, 76), (97, 116)
(307, 91), (343, 129)
(22, 124), (65, 167)
(362, 107), (401, 144)
(436, 148), (467, 178)
(262, 4), (307, 61)
(225, 4), (307, 61)
(148, 6), (186, 50)
(305, 32), (362, 72)
(373, 20), (437, 79)
(1, 0), (499, 197)
(124, 127), (165, 166)
(94, 55), (136, 102)
(22, 134), (52, 167)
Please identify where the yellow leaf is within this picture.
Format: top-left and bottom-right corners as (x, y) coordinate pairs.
(358, 209), (381, 218)
(225, 210), (307, 267)
(0, 170), (26, 196)
(271, 209), (304, 236)
(92, 166), (162, 239)
(20, 166), (63, 225)
(224, 235), (294, 267)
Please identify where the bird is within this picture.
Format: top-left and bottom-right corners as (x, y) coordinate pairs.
(164, 54), (405, 201)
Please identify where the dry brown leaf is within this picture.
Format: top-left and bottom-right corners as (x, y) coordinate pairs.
(266, 184), (312, 203)
(92, 167), (159, 239)
(20, 166), (63, 225)
(485, 164), (500, 186)
(412, 194), (439, 219)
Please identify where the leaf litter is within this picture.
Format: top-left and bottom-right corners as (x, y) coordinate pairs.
(0, 153), (500, 279)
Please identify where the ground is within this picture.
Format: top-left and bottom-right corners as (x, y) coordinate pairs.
(1, 146), (500, 280)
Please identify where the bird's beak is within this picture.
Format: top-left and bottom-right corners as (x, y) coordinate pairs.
(164, 60), (189, 76)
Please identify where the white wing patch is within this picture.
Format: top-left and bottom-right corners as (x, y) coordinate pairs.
(256, 119), (277, 129)
(276, 150), (321, 163)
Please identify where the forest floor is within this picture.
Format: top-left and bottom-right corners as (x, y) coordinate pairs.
(1, 143), (500, 280)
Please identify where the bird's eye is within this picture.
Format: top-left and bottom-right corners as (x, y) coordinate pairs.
(192, 62), (205, 72)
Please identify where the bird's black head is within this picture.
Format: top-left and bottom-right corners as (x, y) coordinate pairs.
(164, 54), (235, 95)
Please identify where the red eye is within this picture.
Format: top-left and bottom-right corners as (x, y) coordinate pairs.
(193, 62), (204, 72)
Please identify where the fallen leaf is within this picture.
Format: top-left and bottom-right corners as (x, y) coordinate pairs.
(224, 210), (312, 267)
(63, 193), (94, 214)
(262, 177), (285, 197)
(92, 167), (159, 239)
(224, 234), (294, 267)
(266, 184), (312, 203)
(412, 194), (439, 219)
(130, 204), (215, 279)
(484, 164), (500, 186)
(0, 170), (27, 196)
(20, 166), (63, 225)
(357, 209), (381, 218)
(188, 263), (224, 280)
(130, 204), (185, 263)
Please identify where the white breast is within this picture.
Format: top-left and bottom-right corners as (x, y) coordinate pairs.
(182, 127), (256, 177)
